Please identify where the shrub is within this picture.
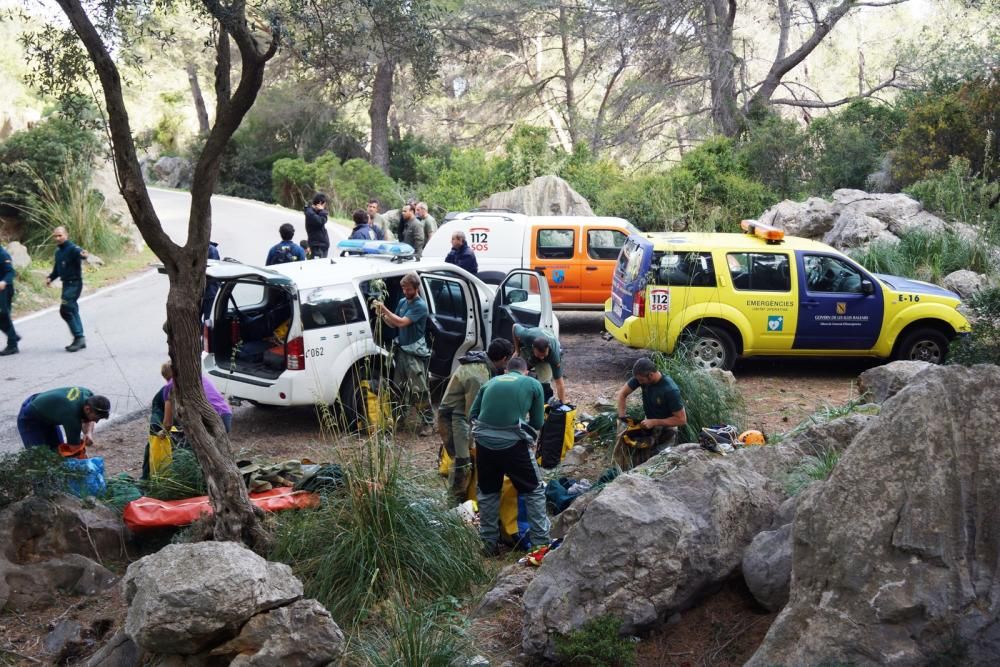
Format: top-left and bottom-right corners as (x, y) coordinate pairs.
(553, 615), (636, 667)
(905, 157), (1000, 240)
(0, 447), (83, 509)
(737, 113), (811, 198)
(21, 165), (127, 255)
(651, 350), (746, 444)
(949, 286), (1000, 365)
(0, 114), (100, 216)
(598, 138), (777, 232)
(389, 133), (450, 185)
(415, 148), (507, 216)
(559, 143), (625, 208)
(807, 100), (905, 193)
(268, 436), (487, 627)
(272, 154), (400, 215)
(849, 229), (995, 285)
(891, 75), (1000, 187)
(492, 125), (565, 188)
(141, 448), (206, 501)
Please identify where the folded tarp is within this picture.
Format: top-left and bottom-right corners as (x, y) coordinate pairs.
(123, 487), (320, 531)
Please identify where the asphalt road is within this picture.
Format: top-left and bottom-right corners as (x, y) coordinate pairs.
(0, 188), (346, 452)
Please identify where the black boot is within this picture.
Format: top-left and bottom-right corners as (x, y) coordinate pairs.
(0, 343), (17, 356)
(66, 337), (87, 352)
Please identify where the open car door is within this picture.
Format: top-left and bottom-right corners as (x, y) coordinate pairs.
(490, 269), (554, 343)
(421, 272), (482, 378)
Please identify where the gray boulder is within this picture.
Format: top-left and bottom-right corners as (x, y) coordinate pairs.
(759, 197), (835, 238)
(6, 241), (30, 269)
(742, 522), (792, 612)
(84, 630), (141, 667)
(211, 598), (345, 666)
(858, 360), (934, 404)
(151, 156), (193, 189)
(123, 542), (302, 654)
(942, 269), (987, 299)
(480, 175), (593, 216)
(747, 364), (1000, 667)
(521, 449), (783, 658)
(474, 564), (540, 617)
(822, 208), (898, 249)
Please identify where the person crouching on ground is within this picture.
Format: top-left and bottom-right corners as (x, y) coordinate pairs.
(17, 387), (110, 452)
(614, 356), (687, 466)
(470, 356), (549, 555)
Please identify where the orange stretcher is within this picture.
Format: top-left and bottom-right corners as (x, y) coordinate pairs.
(123, 487), (320, 531)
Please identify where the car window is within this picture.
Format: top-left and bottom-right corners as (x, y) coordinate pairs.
(299, 285), (365, 330)
(727, 252), (791, 292)
(804, 255), (865, 294)
(500, 272), (543, 314)
(227, 281), (266, 313)
(655, 252), (716, 287)
(587, 229), (627, 260)
(425, 277), (467, 318)
(537, 229), (575, 259)
(617, 238), (647, 284)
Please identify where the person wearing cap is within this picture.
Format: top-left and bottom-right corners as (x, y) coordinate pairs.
(512, 323), (565, 402)
(17, 387), (110, 450)
(614, 356), (686, 464)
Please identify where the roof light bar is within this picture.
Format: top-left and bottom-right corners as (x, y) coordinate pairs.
(740, 220), (785, 243)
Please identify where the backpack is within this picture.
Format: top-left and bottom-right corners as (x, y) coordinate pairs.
(274, 242), (298, 264)
(698, 425), (739, 454)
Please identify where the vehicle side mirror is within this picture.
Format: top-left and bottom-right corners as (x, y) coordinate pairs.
(861, 279), (874, 296)
(507, 288), (528, 304)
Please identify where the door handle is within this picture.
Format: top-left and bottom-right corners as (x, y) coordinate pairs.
(585, 266), (598, 271)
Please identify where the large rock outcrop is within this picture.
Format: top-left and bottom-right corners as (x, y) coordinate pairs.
(0, 494), (125, 611)
(122, 542), (344, 665)
(759, 190), (956, 251)
(480, 175), (594, 216)
(521, 444), (784, 658)
(747, 364), (1000, 666)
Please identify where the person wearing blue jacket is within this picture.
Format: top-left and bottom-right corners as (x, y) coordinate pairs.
(0, 245), (20, 355)
(46, 227), (89, 352)
(266, 224), (307, 265)
(445, 231), (478, 275)
(349, 209), (379, 241)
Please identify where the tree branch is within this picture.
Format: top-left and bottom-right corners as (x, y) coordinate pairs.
(770, 66), (900, 108)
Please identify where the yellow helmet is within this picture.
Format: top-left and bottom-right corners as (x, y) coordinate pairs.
(738, 430), (767, 446)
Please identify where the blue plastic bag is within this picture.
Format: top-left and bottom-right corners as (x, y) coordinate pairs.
(64, 457), (107, 498)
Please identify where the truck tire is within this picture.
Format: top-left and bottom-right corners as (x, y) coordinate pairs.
(895, 328), (948, 364)
(684, 325), (737, 371)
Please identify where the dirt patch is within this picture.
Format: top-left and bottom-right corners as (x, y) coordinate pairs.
(9, 311), (876, 665)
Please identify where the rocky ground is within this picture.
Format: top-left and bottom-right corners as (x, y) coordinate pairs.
(1, 311), (878, 666)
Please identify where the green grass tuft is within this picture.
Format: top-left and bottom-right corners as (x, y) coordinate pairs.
(652, 350), (746, 443)
(141, 448), (207, 500)
(849, 229), (995, 285)
(354, 597), (472, 666)
(784, 448), (841, 496)
(554, 614), (636, 667)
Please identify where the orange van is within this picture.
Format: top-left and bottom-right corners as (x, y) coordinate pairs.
(422, 211), (640, 309)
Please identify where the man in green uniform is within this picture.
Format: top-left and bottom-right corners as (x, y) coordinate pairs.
(438, 337), (513, 502)
(614, 357), (686, 467)
(375, 272), (434, 435)
(470, 356), (549, 554)
(512, 323), (565, 402)
(46, 226), (90, 352)
(17, 387), (111, 450)
(0, 245), (20, 355)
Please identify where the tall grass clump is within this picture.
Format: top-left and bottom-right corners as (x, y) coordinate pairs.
(849, 229), (994, 285)
(906, 156), (1000, 238)
(652, 350), (746, 443)
(142, 448), (207, 500)
(0, 447), (84, 509)
(355, 597), (472, 666)
(23, 166), (128, 256)
(949, 286), (1000, 365)
(268, 434), (487, 627)
(784, 448), (841, 496)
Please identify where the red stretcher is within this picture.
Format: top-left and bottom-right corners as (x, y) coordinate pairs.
(123, 487), (320, 531)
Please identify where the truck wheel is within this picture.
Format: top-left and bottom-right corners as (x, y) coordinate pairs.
(685, 325), (736, 371)
(895, 328), (948, 364)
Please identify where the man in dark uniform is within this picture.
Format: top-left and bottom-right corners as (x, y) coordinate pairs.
(17, 387), (111, 450)
(202, 241), (221, 322)
(512, 323), (566, 402)
(304, 193), (330, 258)
(46, 226), (89, 352)
(266, 223), (307, 265)
(470, 356), (549, 555)
(0, 244), (20, 355)
(614, 357), (687, 467)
